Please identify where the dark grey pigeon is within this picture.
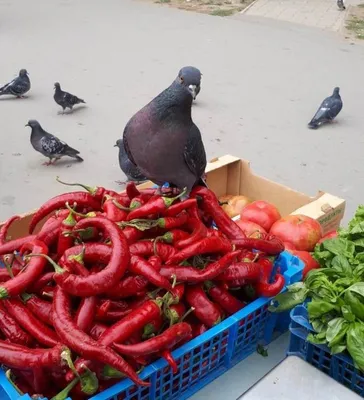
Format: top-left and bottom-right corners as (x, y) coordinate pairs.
(123, 68), (207, 195)
(308, 87), (343, 129)
(0, 69), (30, 98)
(114, 139), (147, 184)
(26, 120), (83, 165)
(54, 82), (85, 113)
(178, 66), (202, 101)
(337, 0), (345, 10)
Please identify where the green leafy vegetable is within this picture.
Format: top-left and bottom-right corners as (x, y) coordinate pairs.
(347, 323), (364, 371)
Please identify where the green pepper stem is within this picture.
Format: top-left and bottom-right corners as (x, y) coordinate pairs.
(110, 198), (130, 211)
(21, 292), (32, 302)
(3, 255), (15, 278)
(68, 245), (85, 264)
(65, 202), (88, 218)
(56, 176), (97, 195)
(179, 307), (195, 323)
(61, 349), (80, 379)
(27, 254), (65, 274)
(79, 365), (99, 396)
(51, 377), (80, 400)
(164, 187), (188, 207)
(5, 370), (23, 395)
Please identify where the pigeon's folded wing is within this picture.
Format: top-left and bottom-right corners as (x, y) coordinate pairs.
(63, 92), (79, 106)
(40, 135), (66, 155)
(184, 124), (207, 180)
(8, 79), (27, 96)
(0, 79), (15, 93)
(311, 99), (332, 122)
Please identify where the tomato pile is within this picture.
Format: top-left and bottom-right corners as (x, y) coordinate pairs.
(0, 182), (286, 399)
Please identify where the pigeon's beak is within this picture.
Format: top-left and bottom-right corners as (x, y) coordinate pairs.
(188, 85), (197, 100)
(25, 123), (29, 127)
(114, 144), (118, 147)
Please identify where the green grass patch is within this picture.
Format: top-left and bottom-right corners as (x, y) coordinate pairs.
(346, 16), (364, 39)
(210, 8), (236, 16)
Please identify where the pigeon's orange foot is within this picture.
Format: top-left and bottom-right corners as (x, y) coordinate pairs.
(42, 160), (53, 166)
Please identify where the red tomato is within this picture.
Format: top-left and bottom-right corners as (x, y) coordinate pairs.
(288, 250), (320, 278)
(270, 215), (322, 252)
(235, 218), (267, 238)
(317, 230), (338, 244)
(240, 201), (281, 232)
(283, 241), (296, 250)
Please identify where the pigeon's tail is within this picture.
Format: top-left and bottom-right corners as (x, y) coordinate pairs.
(198, 176), (208, 188)
(0, 87), (9, 96)
(77, 97), (86, 104)
(75, 155), (84, 162)
(64, 145), (83, 161)
(308, 120), (319, 129)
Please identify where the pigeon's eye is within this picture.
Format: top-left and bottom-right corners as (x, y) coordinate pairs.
(179, 76), (184, 84)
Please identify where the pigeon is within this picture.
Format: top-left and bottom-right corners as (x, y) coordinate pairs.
(122, 68), (207, 196)
(337, 0), (345, 10)
(26, 120), (83, 165)
(0, 69), (30, 98)
(114, 138), (147, 184)
(178, 66), (202, 101)
(308, 87), (343, 129)
(53, 82), (86, 113)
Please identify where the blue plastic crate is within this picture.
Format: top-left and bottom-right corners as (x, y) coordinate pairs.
(0, 251), (303, 400)
(288, 305), (364, 397)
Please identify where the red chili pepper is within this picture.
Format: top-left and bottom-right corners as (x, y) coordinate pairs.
(226, 278), (247, 288)
(21, 293), (53, 326)
(172, 283), (185, 302)
(113, 323), (192, 357)
(0, 341), (66, 369)
(129, 195), (146, 210)
(190, 186), (246, 240)
(74, 296), (98, 333)
(161, 350), (178, 374)
(155, 213), (188, 230)
(29, 192), (102, 233)
(215, 262), (261, 282)
(126, 181), (140, 200)
(130, 241), (176, 262)
(66, 298), (162, 382)
(62, 243), (112, 265)
(231, 235), (284, 255)
(107, 275), (149, 299)
(205, 282), (244, 315)
(36, 218), (63, 247)
(255, 274), (285, 297)
(257, 257), (274, 281)
(53, 286), (149, 387)
(192, 323), (207, 338)
(29, 272), (54, 293)
(4, 298), (59, 347)
(164, 198), (197, 217)
(130, 255), (173, 292)
(89, 323), (108, 340)
(57, 210), (77, 259)
(96, 309), (132, 322)
(161, 250), (241, 282)
(122, 226), (144, 244)
(0, 302), (33, 346)
(166, 236), (233, 265)
(53, 218), (130, 296)
(156, 229), (190, 245)
(185, 285), (222, 328)
(103, 196), (128, 222)
(127, 191), (185, 221)
(165, 303), (186, 325)
(0, 235), (37, 257)
(41, 286), (55, 299)
(207, 228), (225, 238)
(0, 216), (20, 245)
(175, 218), (208, 249)
(143, 314), (164, 338)
(0, 239), (48, 299)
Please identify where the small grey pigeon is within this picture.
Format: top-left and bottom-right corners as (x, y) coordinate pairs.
(54, 82), (85, 113)
(178, 66), (202, 101)
(308, 87), (343, 129)
(337, 0), (345, 10)
(122, 68), (207, 195)
(114, 139), (147, 183)
(0, 69), (30, 98)
(26, 120), (83, 165)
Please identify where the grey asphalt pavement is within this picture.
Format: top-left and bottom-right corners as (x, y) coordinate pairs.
(1, 0), (364, 224)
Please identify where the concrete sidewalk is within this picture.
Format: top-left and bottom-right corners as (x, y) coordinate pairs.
(242, 0), (359, 32)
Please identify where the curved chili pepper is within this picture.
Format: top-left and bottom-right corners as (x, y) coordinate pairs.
(127, 191), (186, 221)
(0, 239), (48, 299)
(161, 251), (240, 282)
(130, 241), (176, 261)
(0, 302), (33, 346)
(161, 350), (178, 374)
(4, 298), (59, 347)
(0, 216), (20, 244)
(166, 237), (234, 265)
(172, 283), (185, 302)
(126, 181), (140, 200)
(53, 217), (130, 296)
(52, 286), (149, 387)
(62, 243), (112, 265)
(96, 309), (133, 322)
(103, 196), (128, 222)
(185, 285), (222, 328)
(130, 255), (173, 292)
(0, 235), (36, 257)
(129, 195), (146, 210)
(164, 198), (197, 217)
(89, 323), (108, 340)
(143, 313), (164, 338)
(121, 226), (144, 244)
(207, 228), (225, 238)
(74, 297), (98, 333)
(190, 186), (245, 240)
(66, 299), (162, 382)
(175, 218), (208, 249)
(192, 323), (207, 338)
(29, 192), (102, 233)
(57, 210), (77, 259)
(36, 218), (63, 247)
(165, 303), (186, 325)
(113, 323), (192, 357)
(107, 275), (149, 299)
(155, 213), (189, 229)
(205, 282), (244, 315)
(215, 262), (261, 282)
(21, 293), (53, 326)
(29, 272), (54, 293)
(255, 274), (285, 297)
(0, 341), (66, 369)
(231, 235), (284, 255)
(156, 229), (190, 245)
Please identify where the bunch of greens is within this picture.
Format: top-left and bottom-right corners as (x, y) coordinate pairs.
(269, 205), (364, 370)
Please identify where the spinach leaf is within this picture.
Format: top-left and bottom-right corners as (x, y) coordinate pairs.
(307, 301), (337, 319)
(268, 287), (308, 313)
(311, 318), (327, 333)
(307, 331), (327, 345)
(331, 255), (352, 277)
(331, 344), (347, 354)
(322, 238), (355, 260)
(344, 290), (364, 321)
(342, 305), (356, 322)
(326, 317), (348, 347)
(347, 322), (364, 371)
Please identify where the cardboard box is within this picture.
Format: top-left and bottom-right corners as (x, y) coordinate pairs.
(1, 155), (345, 239)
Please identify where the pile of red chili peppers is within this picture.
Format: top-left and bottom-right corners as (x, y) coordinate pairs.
(0, 181), (285, 399)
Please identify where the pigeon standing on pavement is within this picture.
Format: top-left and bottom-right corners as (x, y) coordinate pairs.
(26, 120), (83, 165)
(308, 87), (343, 129)
(337, 0), (345, 10)
(114, 139), (147, 184)
(53, 82), (86, 114)
(0, 69), (30, 98)
(122, 68), (207, 195)
(178, 66), (202, 101)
